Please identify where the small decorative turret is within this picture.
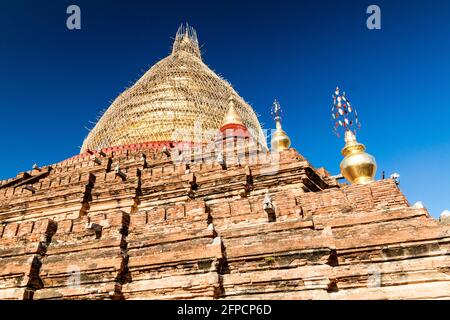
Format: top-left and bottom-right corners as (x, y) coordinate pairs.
(331, 87), (377, 184)
(440, 210), (450, 224)
(270, 99), (291, 153)
(222, 96), (244, 127)
(218, 95), (249, 138)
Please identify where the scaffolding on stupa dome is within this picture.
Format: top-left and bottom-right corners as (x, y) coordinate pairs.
(80, 24), (267, 153)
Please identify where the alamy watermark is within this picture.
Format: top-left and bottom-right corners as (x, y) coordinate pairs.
(66, 265), (81, 288)
(168, 119), (282, 175)
(66, 5), (81, 30)
(65, 5), (380, 31)
(367, 5), (381, 30)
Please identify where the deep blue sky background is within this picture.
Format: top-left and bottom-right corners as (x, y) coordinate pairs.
(0, 0), (449, 217)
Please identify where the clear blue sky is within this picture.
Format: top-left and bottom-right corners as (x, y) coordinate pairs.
(1, 0), (449, 217)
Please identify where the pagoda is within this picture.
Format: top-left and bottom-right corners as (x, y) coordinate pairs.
(0, 25), (449, 300)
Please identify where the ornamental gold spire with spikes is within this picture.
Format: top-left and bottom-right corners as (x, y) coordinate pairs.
(270, 99), (291, 152)
(331, 87), (377, 184)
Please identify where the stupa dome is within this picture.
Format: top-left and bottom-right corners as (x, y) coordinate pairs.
(80, 25), (266, 153)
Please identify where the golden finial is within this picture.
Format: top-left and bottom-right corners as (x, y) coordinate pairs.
(331, 87), (376, 184)
(270, 99), (291, 153)
(340, 130), (377, 184)
(222, 95), (244, 126)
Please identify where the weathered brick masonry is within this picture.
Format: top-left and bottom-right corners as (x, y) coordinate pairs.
(1, 144), (449, 299)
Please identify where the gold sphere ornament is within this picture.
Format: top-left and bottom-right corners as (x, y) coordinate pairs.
(340, 130), (377, 184)
(270, 99), (291, 153)
(271, 120), (291, 152)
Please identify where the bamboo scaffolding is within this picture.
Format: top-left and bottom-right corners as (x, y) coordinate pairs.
(81, 25), (266, 153)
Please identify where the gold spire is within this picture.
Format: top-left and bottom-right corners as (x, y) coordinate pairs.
(222, 95), (244, 126)
(340, 130), (377, 184)
(270, 99), (291, 153)
(171, 23), (201, 58)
